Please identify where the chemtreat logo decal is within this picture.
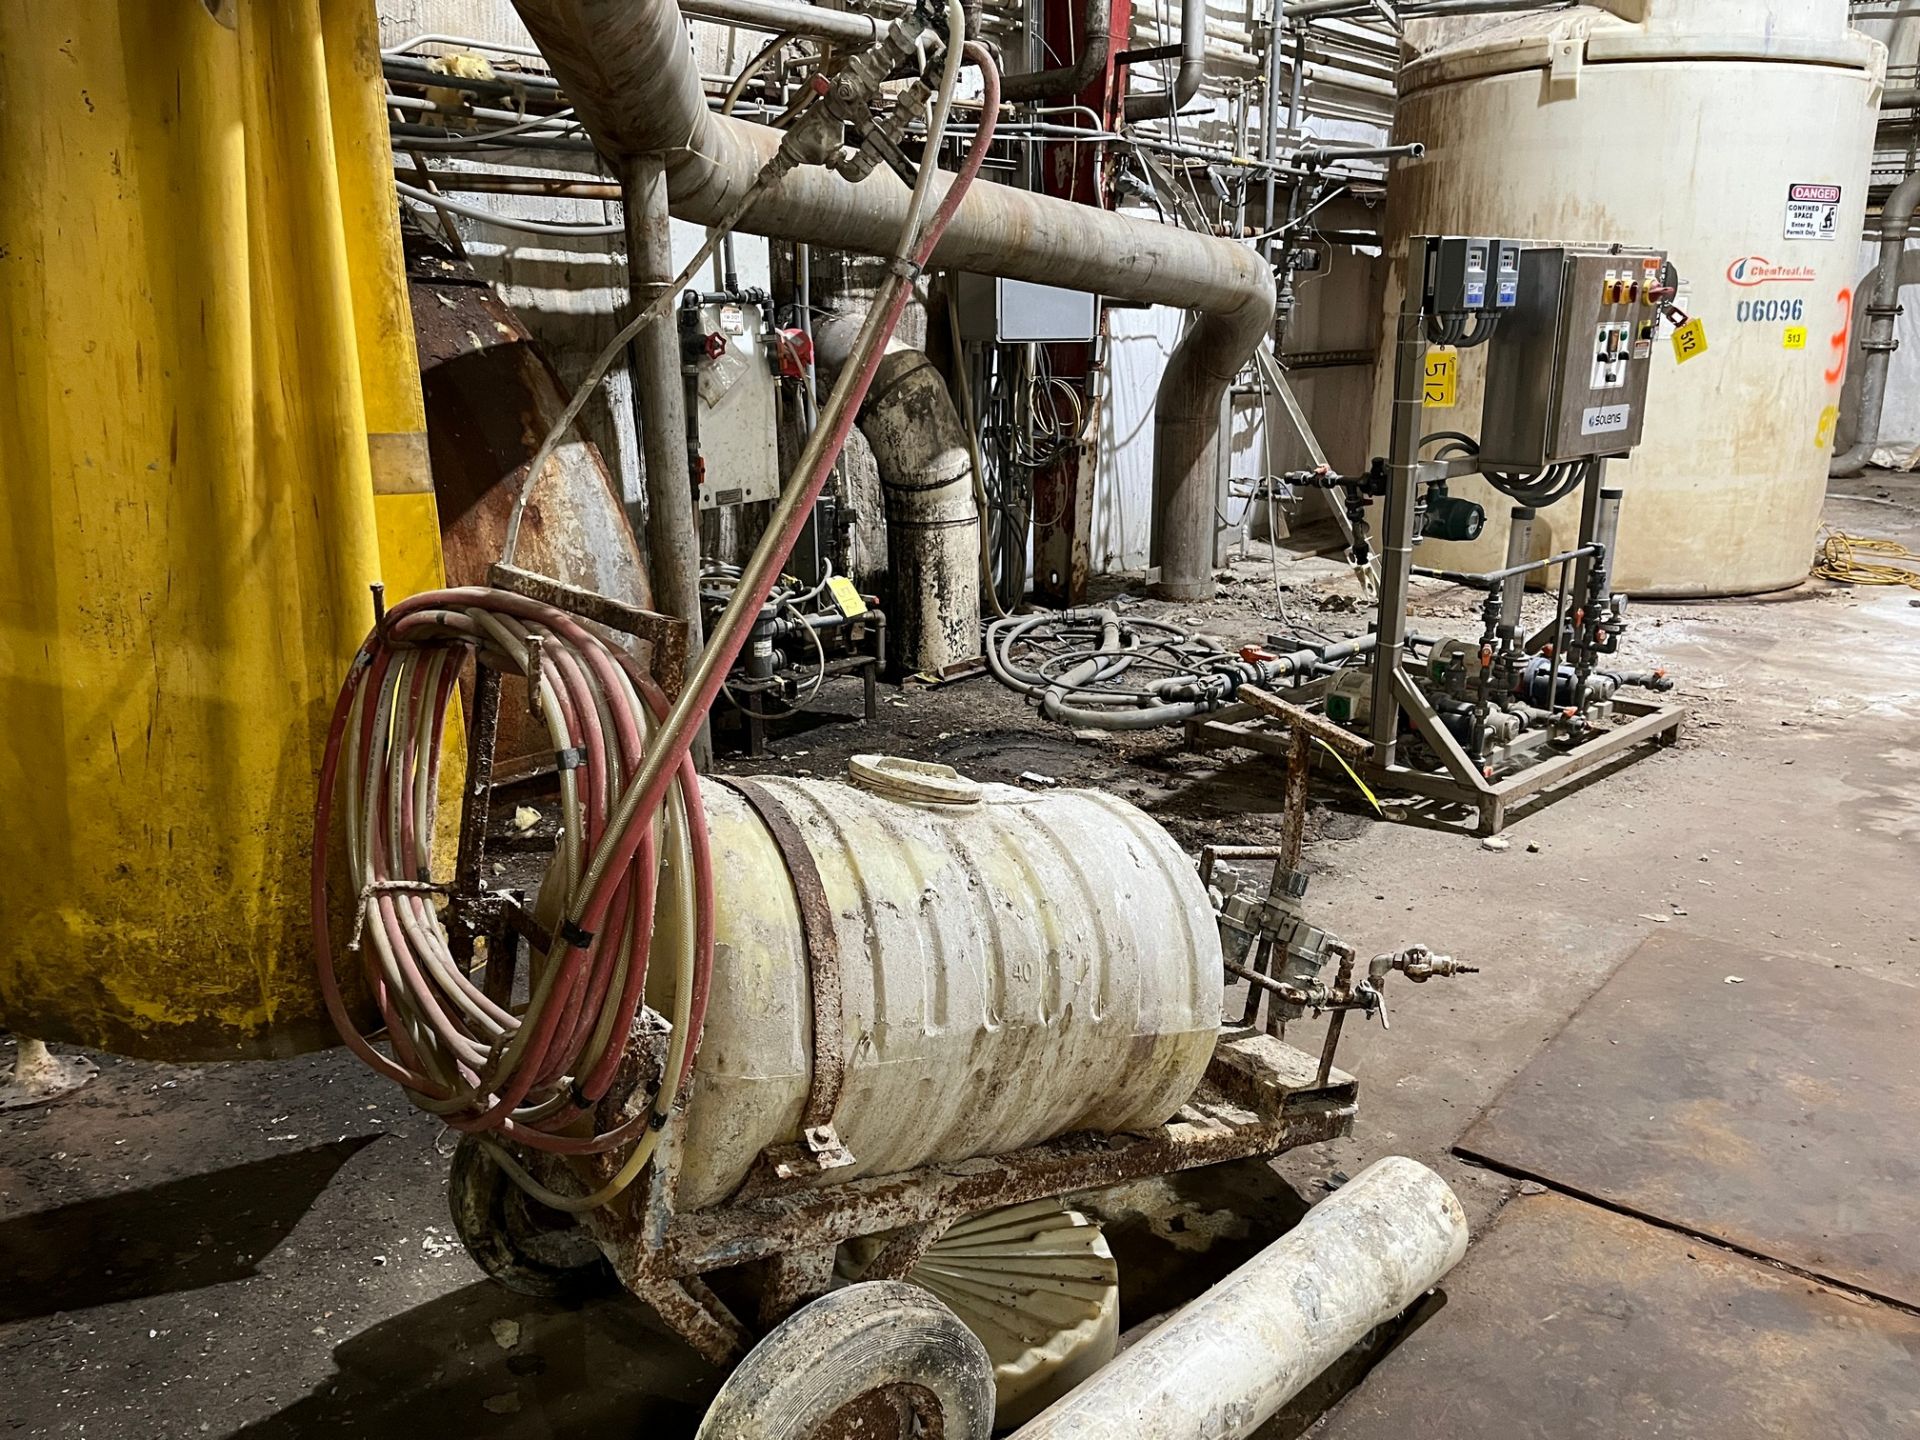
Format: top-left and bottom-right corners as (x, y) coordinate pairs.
(1726, 255), (1817, 287)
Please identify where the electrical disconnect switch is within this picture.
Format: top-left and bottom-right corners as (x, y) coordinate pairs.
(1493, 241), (1521, 308)
(1432, 235), (1493, 311)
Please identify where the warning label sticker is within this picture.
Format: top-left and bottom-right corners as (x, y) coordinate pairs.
(1784, 183), (1842, 241)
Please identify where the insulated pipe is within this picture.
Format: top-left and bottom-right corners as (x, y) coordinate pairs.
(1001, 0), (1112, 103)
(1124, 0), (1208, 120)
(817, 325), (984, 674)
(620, 151), (712, 767)
(1010, 1156), (1469, 1439)
(681, 0), (884, 43)
(509, 0), (1275, 601)
(1831, 168), (1920, 477)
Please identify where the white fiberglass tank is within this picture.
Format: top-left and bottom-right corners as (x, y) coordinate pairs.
(1373, 0), (1883, 595)
(675, 759), (1221, 1209)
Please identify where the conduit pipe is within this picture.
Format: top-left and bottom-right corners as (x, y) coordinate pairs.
(1010, 1156), (1470, 1439)
(621, 152), (712, 767)
(509, 0), (1276, 600)
(1831, 168), (1920, 477)
(1124, 0), (1208, 119)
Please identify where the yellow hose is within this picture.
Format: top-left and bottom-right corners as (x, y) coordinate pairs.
(1812, 529), (1920, 590)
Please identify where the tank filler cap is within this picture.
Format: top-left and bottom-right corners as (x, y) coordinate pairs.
(848, 754), (983, 807)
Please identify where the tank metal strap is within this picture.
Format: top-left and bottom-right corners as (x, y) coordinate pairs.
(719, 778), (852, 1169)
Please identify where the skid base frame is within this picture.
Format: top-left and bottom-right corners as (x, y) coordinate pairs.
(528, 1032), (1356, 1366)
(1188, 695), (1684, 836)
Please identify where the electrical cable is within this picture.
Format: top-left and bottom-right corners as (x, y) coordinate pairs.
(395, 180), (624, 236)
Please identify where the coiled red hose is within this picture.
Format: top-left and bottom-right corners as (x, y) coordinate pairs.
(311, 589), (713, 1159)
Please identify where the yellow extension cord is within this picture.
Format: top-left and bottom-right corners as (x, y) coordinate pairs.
(1813, 529), (1920, 590)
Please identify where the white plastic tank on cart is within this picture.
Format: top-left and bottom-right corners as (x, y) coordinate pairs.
(1370, 0), (1884, 595)
(677, 757), (1222, 1209)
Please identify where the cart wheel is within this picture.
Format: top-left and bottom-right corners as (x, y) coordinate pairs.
(447, 1136), (615, 1300)
(696, 1281), (995, 1440)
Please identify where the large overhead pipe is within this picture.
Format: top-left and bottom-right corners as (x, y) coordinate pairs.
(1010, 1156), (1470, 1439)
(815, 319), (984, 675)
(510, 0), (1274, 601)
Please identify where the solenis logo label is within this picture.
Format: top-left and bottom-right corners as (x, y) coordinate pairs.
(1727, 255), (1817, 286)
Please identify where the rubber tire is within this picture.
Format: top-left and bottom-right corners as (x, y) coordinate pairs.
(447, 1136), (616, 1300)
(695, 1281), (996, 1440)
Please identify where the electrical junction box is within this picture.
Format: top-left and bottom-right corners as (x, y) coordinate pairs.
(1478, 245), (1666, 470)
(953, 273), (1100, 343)
(684, 297), (780, 510)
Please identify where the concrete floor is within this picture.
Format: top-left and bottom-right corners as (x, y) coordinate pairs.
(3, 477), (1916, 1437)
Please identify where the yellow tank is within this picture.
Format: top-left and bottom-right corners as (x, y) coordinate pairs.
(0, 2), (445, 1058)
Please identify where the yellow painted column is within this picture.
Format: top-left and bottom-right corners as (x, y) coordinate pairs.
(0, 0), (447, 1058)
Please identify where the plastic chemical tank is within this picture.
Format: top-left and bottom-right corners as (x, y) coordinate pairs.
(1373, 0), (1883, 595)
(676, 760), (1221, 1209)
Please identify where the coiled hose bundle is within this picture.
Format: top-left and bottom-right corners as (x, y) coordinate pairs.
(312, 588), (713, 1210)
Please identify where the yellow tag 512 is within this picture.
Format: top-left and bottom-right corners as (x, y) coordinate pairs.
(1422, 348), (1458, 408)
(827, 575), (868, 618)
(1671, 317), (1708, 364)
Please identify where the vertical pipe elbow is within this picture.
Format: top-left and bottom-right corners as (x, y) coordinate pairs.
(1001, 0), (1113, 103)
(1153, 279), (1278, 600)
(1123, 0), (1207, 120)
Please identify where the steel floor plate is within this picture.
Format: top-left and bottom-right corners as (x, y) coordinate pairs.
(1454, 932), (1920, 1306)
(1314, 1192), (1920, 1440)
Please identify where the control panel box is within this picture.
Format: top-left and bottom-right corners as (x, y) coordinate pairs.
(1479, 246), (1664, 469)
(682, 297), (780, 510)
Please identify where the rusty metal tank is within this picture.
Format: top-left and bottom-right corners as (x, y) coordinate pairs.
(677, 758), (1222, 1209)
(406, 234), (654, 772)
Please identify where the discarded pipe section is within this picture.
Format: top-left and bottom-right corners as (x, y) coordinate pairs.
(509, 0), (1275, 601)
(1009, 1156), (1469, 1439)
